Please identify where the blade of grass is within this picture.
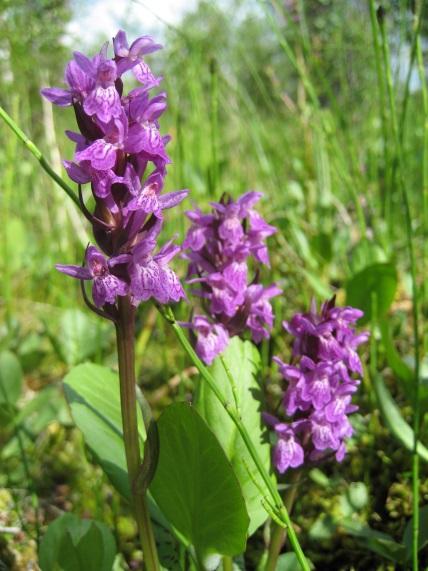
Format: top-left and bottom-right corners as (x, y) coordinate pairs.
(375, 6), (422, 569)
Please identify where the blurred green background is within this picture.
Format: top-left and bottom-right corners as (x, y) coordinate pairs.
(1, 0), (428, 569)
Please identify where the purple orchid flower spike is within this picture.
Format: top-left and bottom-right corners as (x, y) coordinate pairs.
(56, 246), (129, 307)
(265, 297), (369, 473)
(183, 191), (280, 364)
(43, 31), (188, 315)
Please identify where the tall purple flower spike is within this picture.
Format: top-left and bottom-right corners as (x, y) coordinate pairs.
(265, 297), (369, 473)
(42, 31), (188, 315)
(182, 192), (280, 363)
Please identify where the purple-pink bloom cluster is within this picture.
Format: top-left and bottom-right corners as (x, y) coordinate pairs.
(265, 298), (369, 473)
(42, 32), (187, 309)
(181, 192), (281, 364)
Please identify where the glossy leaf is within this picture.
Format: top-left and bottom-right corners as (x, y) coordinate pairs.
(150, 402), (249, 559)
(373, 374), (428, 462)
(195, 337), (271, 535)
(63, 363), (146, 500)
(346, 263), (397, 323)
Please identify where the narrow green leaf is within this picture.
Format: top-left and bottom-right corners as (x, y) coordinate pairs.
(150, 402), (249, 559)
(373, 374), (428, 462)
(63, 363), (146, 500)
(0, 350), (23, 406)
(379, 318), (413, 391)
(47, 310), (110, 366)
(195, 337), (272, 535)
(340, 519), (406, 563)
(346, 263), (397, 323)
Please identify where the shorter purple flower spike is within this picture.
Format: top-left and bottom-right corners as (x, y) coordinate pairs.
(183, 191), (280, 364)
(56, 246), (129, 307)
(265, 297), (368, 473)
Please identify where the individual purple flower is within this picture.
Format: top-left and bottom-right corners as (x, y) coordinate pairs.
(264, 414), (305, 473)
(41, 60), (95, 107)
(113, 30), (162, 88)
(244, 284), (282, 343)
(265, 297), (368, 473)
(128, 223), (185, 306)
(183, 192), (280, 363)
(43, 31), (188, 314)
(56, 246), (128, 307)
(181, 316), (230, 365)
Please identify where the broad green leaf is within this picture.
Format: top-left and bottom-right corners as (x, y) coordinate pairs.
(15, 385), (70, 433)
(63, 363), (146, 500)
(346, 263), (397, 323)
(340, 519), (406, 563)
(0, 350), (23, 406)
(348, 239), (387, 275)
(39, 513), (116, 571)
(373, 374), (428, 462)
(277, 552), (304, 571)
(195, 337), (271, 535)
(403, 506), (428, 559)
(150, 402), (249, 559)
(47, 309), (111, 366)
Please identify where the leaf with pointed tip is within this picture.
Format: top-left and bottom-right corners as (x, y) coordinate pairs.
(195, 337), (272, 535)
(150, 402), (249, 559)
(346, 263), (397, 324)
(63, 363), (146, 500)
(373, 374), (428, 462)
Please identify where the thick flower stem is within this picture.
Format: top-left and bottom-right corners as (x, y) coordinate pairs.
(264, 470), (303, 571)
(116, 296), (160, 571)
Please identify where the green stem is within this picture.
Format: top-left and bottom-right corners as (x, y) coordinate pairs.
(0, 105), (81, 210)
(157, 304), (310, 571)
(368, 0), (391, 227)
(209, 57), (219, 197)
(416, 28), (428, 316)
(264, 467), (303, 571)
(378, 13), (421, 571)
(116, 297), (160, 571)
(222, 556), (233, 571)
(220, 354), (240, 413)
